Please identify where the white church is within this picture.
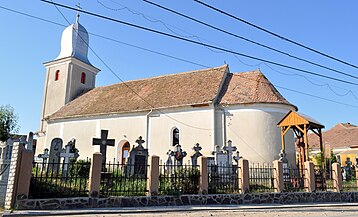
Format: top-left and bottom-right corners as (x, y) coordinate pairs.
(36, 17), (297, 165)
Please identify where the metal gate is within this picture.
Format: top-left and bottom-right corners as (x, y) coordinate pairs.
(314, 166), (326, 191)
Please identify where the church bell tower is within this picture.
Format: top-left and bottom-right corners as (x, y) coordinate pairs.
(39, 14), (100, 133)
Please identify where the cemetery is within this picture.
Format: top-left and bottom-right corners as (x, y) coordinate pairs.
(1, 127), (358, 211)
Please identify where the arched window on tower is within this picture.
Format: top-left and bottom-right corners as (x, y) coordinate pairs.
(172, 128), (179, 146)
(81, 72), (86, 84)
(55, 70), (60, 81)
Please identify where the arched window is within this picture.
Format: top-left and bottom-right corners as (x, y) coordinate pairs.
(81, 72), (86, 84)
(55, 70), (60, 81)
(121, 142), (130, 164)
(172, 128), (179, 146)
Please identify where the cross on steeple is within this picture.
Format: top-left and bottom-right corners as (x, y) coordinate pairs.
(75, 3), (82, 23)
(92, 130), (115, 166)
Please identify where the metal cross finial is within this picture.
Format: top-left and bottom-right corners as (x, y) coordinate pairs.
(135, 136), (145, 148)
(75, 3), (82, 23)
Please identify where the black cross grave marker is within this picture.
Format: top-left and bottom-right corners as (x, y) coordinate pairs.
(92, 130), (115, 166)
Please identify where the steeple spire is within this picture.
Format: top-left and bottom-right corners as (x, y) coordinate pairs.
(75, 3), (82, 24)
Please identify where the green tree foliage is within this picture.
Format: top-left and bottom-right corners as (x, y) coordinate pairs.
(0, 105), (19, 141)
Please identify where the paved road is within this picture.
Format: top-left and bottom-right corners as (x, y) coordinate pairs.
(3, 204), (358, 217)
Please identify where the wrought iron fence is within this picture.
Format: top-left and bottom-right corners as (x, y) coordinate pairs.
(283, 165), (306, 192)
(159, 164), (199, 195)
(342, 166), (358, 192)
(314, 166), (326, 191)
(325, 168), (335, 191)
(100, 161), (148, 197)
(249, 163), (276, 193)
(29, 159), (91, 199)
(208, 164), (239, 194)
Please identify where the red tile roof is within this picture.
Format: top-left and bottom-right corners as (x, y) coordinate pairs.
(49, 66), (295, 120)
(220, 70), (296, 108)
(308, 123), (358, 149)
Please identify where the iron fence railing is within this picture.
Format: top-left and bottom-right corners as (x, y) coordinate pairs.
(208, 164), (239, 194)
(29, 159), (91, 199)
(283, 166), (306, 192)
(342, 167), (358, 192)
(249, 163), (276, 193)
(100, 161), (148, 197)
(159, 164), (199, 195)
(314, 166), (326, 191)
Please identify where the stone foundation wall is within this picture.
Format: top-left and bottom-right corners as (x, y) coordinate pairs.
(16, 191), (358, 210)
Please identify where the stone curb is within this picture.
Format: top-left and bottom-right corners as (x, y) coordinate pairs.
(3, 202), (358, 217)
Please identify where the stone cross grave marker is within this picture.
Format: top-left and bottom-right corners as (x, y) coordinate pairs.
(60, 143), (78, 178)
(128, 136), (148, 175)
(191, 143), (203, 166)
(38, 148), (49, 168)
(233, 151), (241, 164)
(92, 130), (115, 167)
(223, 140), (237, 167)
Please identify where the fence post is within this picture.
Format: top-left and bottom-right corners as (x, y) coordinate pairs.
(147, 155), (159, 196)
(14, 150), (33, 199)
(273, 160), (284, 193)
(238, 158), (249, 193)
(4, 142), (24, 209)
(332, 163), (342, 193)
(304, 161), (315, 192)
(198, 156), (208, 194)
(89, 152), (102, 197)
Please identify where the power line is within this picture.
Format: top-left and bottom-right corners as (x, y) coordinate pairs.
(2, 4), (357, 107)
(143, 0), (358, 80)
(98, 1), (358, 99)
(41, 0), (358, 86)
(194, 0), (358, 70)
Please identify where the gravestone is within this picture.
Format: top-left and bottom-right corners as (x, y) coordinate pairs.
(38, 148), (49, 168)
(49, 138), (63, 172)
(345, 157), (352, 181)
(170, 144), (187, 166)
(127, 136), (148, 175)
(212, 145), (226, 166)
(190, 143), (202, 166)
(92, 130), (115, 167)
(223, 140), (237, 167)
(60, 141), (79, 179)
(233, 151), (241, 164)
(25, 132), (34, 151)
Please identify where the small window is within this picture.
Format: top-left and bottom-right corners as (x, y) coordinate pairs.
(81, 72), (86, 84)
(172, 128), (179, 146)
(55, 70), (60, 81)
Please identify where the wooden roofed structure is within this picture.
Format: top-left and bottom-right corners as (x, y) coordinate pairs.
(277, 111), (325, 169)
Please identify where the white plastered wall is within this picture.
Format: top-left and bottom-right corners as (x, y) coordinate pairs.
(224, 104), (296, 165)
(44, 106), (215, 162)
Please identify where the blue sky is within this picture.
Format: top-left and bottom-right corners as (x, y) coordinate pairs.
(0, 0), (357, 135)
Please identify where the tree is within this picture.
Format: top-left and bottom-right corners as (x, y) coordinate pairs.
(0, 105), (19, 142)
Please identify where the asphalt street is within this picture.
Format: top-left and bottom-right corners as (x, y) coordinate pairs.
(2, 203), (358, 217)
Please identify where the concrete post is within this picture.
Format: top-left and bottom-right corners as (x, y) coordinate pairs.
(15, 150), (33, 199)
(4, 142), (24, 209)
(147, 155), (159, 196)
(198, 156), (208, 194)
(89, 153), (102, 197)
(238, 158), (249, 193)
(273, 160), (284, 193)
(304, 161), (315, 192)
(332, 163), (342, 193)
